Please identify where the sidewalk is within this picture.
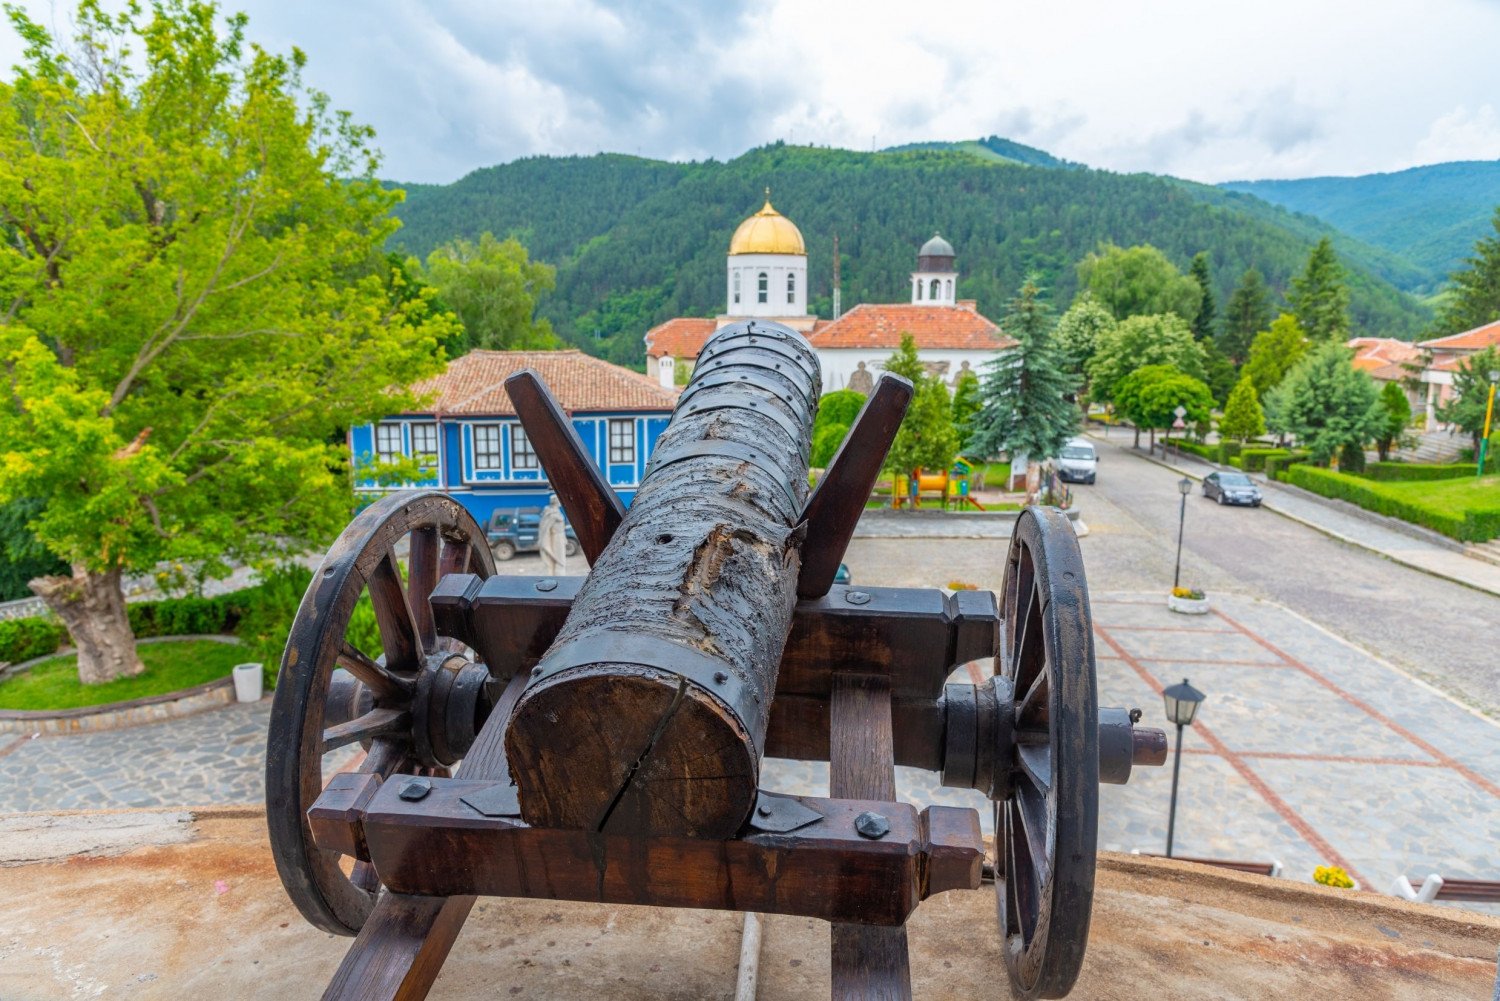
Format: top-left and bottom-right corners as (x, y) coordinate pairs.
(1087, 432), (1500, 598)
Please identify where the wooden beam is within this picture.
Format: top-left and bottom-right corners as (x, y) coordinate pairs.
(830, 673), (913, 1001)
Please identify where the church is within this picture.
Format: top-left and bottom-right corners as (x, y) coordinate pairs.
(644, 198), (1014, 393)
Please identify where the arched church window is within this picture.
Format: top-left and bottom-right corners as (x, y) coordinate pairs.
(930, 278), (940, 299)
(733, 272), (741, 304)
(757, 272), (768, 304)
(946, 279), (953, 298)
(917, 280), (924, 301)
(787, 272), (796, 304)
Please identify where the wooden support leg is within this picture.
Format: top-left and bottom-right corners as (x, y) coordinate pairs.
(830, 673), (913, 1001)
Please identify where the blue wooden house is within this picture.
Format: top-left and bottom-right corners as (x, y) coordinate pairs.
(350, 350), (679, 526)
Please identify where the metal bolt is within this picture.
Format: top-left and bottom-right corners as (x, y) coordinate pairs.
(757, 804), (772, 817)
(1129, 707), (1143, 724)
(713, 670), (729, 684)
(855, 811), (889, 839)
(531, 667), (543, 678)
(398, 777), (432, 802)
(535, 578), (558, 592)
(845, 590), (871, 606)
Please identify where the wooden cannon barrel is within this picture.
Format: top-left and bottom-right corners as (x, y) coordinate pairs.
(504, 321), (821, 839)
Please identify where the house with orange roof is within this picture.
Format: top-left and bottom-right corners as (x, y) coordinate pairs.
(1414, 320), (1500, 424)
(643, 201), (1012, 393)
(1346, 336), (1424, 409)
(350, 350), (678, 524)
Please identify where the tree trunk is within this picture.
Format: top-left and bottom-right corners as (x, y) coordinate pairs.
(1132, 424), (1140, 448)
(30, 566), (143, 684)
(1148, 427), (1156, 453)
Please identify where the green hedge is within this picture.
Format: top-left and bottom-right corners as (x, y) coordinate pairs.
(1240, 448), (1289, 473)
(1283, 466), (1500, 542)
(1228, 456), (1243, 469)
(1171, 440), (1217, 461)
(0, 617), (68, 664)
(1363, 462), (1477, 482)
(1266, 451), (1310, 481)
(1217, 440), (1243, 465)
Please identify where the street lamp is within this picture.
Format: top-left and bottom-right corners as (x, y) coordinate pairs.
(1173, 476), (1192, 589)
(1171, 405), (1187, 460)
(1162, 677), (1206, 858)
(1478, 370), (1499, 477)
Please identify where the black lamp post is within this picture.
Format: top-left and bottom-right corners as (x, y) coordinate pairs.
(1172, 476), (1192, 589)
(1162, 677), (1206, 858)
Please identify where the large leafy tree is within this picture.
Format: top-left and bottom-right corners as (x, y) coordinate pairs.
(0, 499), (65, 601)
(1374, 381), (1412, 461)
(1113, 364), (1213, 451)
(1264, 343), (1384, 465)
(1243, 313), (1309, 397)
(1219, 375), (1267, 442)
(1188, 251), (1217, 341)
(1432, 208), (1500, 338)
(0, 2), (454, 682)
(966, 278), (1079, 468)
(1288, 237), (1351, 341)
(950, 365), (981, 442)
(1077, 243), (1201, 323)
(1053, 292), (1115, 407)
(1086, 312), (1206, 405)
(1219, 267), (1273, 364)
(882, 332), (958, 478)
(1436, 346), (1500, 450)
(416, 232), (559, 353)
(810, 388), (866, 468)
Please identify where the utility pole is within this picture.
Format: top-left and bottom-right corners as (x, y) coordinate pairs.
(832, 232), (842, 320)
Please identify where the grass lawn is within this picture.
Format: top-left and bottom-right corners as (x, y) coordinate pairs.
(1371, 473), (1500, 514)
(0, 639), (248, 711)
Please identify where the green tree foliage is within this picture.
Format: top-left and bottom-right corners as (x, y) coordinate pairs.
(1086, 313), (1206, 403)
(1219, 267), (1274, 364)
(1052, 292), (1116, 394)
(1431, 207), (1500, 337)
(387, 144), (1431, 366)
(416, 232), (560, 352)
(1289, 237), (1352, 341)
(0, 2), (453, 682)
(1374, 381), (1412, 461)
(1264, 343), (1384, 465)
(0, 499), (66, 601)
(1436, 346), (1500, 449)
(1113, 365), (1214, 438)
(1219, 376), (1267, 442)
(1077, 243), (1201, 323)
(1243, 314), (1309, 397)
(882, 333), (958, 475)
(1189, 252), (1217, 340)
(950, 366), (982, 441)
(966, 278), (1079, 464)
(810, 389), (867, 468)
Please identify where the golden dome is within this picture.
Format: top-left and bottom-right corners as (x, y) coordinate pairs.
(728, 197), (805, 256)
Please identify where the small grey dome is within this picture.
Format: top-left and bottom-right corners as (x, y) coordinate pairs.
(919, 233), (954, 258)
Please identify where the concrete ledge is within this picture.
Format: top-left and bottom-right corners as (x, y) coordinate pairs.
(0, 675), (238, 735)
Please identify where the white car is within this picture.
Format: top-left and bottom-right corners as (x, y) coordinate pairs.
(1057, 439), (1098, 484)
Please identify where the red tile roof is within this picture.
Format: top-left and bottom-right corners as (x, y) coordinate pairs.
(408, 350), (678, 416)
(808, 303), (1013, 351)
(644, 317), (718, 361)
(1417, 320), (1500, 352)
(1347, 337), (1421, 380)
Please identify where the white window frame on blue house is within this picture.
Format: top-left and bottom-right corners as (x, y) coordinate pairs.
(473, 424), (503, 471)
(608, 418), (635, 465)
(511, 425), (539, 471)
(411, 421), (438, 473)
(375, 422), (404, 464)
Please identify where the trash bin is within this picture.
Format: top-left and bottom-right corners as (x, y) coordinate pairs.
(232, 662), (264, 703)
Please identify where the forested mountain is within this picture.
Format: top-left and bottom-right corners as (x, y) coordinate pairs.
(884, 135), (1079, 169)
(1220, 161), (1500, 290)
(388, 142), (1432, 366)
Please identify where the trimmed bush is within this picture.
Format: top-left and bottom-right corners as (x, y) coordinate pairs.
(1266, 451), (1310, 481)
(1240, 448), (1289, 473)
(1217, 440), (1243, 465)
(1284, 465), (1500, 541)
(1364, 462), (1477, 482)
(0, 616), (67, 664)
(1171, 440), (1218, 461)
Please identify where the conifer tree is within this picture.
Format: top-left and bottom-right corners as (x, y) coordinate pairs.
(1219, 375), (1266, 442)
(1263, 343), (1383, 465)
(1435, 346), (1500, 450)
(1189, 252), (1217, 341)
(967, 277), (1080, 466)
(950, 366), (982, 441)
(1243, 314), (1308, 397)
(1219, 267), (1273, 364)
(1289, 238), (1351, 341)
(1431, 207), (1500, 337)
(1374, 381), (1412, 461)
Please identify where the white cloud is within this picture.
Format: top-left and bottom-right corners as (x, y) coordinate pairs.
(1412, 104), (1500, 166)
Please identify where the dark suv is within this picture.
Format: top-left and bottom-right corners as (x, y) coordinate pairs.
(486, 508), (580, 561)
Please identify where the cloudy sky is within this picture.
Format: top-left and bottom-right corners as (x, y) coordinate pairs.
(6, 0), (1500, 185)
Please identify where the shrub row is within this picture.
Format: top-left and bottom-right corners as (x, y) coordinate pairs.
(0, 564), (314, 669)
(1363, 462), (1477, 482)
(1170, 440), (1217, 461)
(1283, 466), (1500, 542)
(1265, 451), (1310, 481)
(1240, 448), (1289, 473)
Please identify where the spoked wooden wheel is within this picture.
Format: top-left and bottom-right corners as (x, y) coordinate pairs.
(994, 506), (1100, 999)
(266, 491), (496, 935)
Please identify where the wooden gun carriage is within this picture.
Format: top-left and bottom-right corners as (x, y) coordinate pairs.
(266, 321), (1167, 999)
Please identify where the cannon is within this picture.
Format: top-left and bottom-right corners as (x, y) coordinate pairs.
(266, 320), (1167, 1000)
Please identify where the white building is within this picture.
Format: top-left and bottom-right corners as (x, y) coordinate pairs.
(644, 203), (1012, 392)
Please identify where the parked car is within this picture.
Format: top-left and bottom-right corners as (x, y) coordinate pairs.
(487, 508), (580, 561)
(1057, 438), (1098, 484)
(1201, 471), (1262, 507)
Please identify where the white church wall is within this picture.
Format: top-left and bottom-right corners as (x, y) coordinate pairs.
(817, 347), (996, 394)
(727, 252), (807, 318)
